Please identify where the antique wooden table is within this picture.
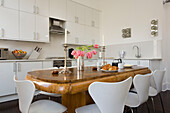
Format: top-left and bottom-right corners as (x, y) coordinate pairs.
(26, 66), (151, 113)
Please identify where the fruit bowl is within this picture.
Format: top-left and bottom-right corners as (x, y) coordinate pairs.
(12, 50), (27, 59)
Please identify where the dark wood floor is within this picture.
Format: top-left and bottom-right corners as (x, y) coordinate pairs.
(0, 91), (169, 113)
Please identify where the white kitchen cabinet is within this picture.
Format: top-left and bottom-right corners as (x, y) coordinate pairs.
(36, 0), (49, 17)
(67, 0), (85, 24)
(20, 0), (35, 13)
(20, 0), (49, 16)
(0, 63), (16, 96)
(85, 7), (93, 26)
(50, 0), (66, 20)
(0, 7), (19, 40)
(42, 61), (53, 69)
(17, 62), (42, 80)
(67, 22), (77, 44)
(92, 10), (100, 28)
(0, 0), (19, 10)
(20, 12), (35, 41)
(36, 15), (49, 42)
(20, 12), (49, 42)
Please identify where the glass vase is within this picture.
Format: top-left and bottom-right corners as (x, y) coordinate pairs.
(77, 57), (84, 71)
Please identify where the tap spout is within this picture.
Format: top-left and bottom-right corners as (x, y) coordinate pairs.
(133, 45), (141, 58)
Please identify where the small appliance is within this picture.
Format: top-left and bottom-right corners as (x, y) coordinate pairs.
(0, 48), (8, 60)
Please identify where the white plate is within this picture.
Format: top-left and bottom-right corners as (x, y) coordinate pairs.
(101, 69), (118, 72)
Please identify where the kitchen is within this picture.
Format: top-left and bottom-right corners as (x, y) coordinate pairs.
(0, 0), (170, 113)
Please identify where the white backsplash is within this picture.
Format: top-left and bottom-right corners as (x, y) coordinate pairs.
(106, 40), (162, 59)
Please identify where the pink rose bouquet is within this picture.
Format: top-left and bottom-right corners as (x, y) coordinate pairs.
(71, 44), (99, 59)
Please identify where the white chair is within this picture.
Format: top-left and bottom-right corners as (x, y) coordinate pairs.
(125, 74), (152, 113)
(75, 77), (132, 113)
(149, 69), (166, 113)
(14, 75), (67, 113)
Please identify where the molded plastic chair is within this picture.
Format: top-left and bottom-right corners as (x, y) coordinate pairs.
(14, 75), (67, 113)
(149, 69), (166, 113)
(125, 74), (152, 113)
(75, 77), (132, 113)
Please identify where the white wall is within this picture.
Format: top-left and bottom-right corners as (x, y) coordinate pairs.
(100, 0), (164, 45)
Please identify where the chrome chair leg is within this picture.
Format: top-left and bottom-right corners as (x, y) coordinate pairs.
(151, 97), (156, 113)
(146, 102), (150, 113)
(159, 93), (165, 113)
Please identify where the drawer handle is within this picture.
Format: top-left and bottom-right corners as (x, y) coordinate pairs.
(0, 28), (4, 37)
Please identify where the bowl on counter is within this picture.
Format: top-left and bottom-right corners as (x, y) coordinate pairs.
(12, 50), (27, 59)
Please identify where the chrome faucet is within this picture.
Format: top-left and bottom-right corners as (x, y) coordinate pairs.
(133, 45), (141, 58)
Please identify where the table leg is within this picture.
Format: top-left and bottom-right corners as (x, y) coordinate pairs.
(62, 91), (93, 113)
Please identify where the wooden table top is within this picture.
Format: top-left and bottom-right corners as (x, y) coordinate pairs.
(27, 66), (149, 84)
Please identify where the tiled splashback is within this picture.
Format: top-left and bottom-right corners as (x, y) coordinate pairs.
(106, 40), (162, 59)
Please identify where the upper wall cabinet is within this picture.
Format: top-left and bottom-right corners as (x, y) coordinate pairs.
(0, 7), (19, 40)
(36, 0), (49, 17)
(20, 0), (49, 17)
(50, 0), (66, 20)
(20, 0), (35, 13)
(0, 0), (19, 10)
(67, 0), (85, 24)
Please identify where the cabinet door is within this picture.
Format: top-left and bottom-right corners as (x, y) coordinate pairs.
(67, 0), (76, 22)
(92, 10), (100, 28)
(36, 15), (49, 42)
(2, 0), (19, 10)
(20, 12), (35, 41)
(76, 24), (85, 44)
(66, 22), (77, 44)
(17, 62), (42, 80)
(84, 26), (93, 44)
(139, 60), (150, 67)
(42, 61), (53, 69)
(0, 7), (19, 40)
(93, 27), (100, 44)
(76, 4), (85, 25)
(36, 0), (49, 17)
(85, 7), (93, 26)
(50, 0), (66, 20)
(0, 63), (15, 96)
(20, 0), (35, 13)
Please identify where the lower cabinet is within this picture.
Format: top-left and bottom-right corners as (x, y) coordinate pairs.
(16, 62), (43, 80)
(0, 63), (16, 97)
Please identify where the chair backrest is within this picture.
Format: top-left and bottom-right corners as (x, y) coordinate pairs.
(88, 77), (132, 113)
(14, 75), (35, 113)
(133, 74), (152, 105)
(151, 69), (166, 93)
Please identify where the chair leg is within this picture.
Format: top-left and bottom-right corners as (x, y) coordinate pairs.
(151, 97), (156, 113)
(132, 108), (137, 113)
(146, 102), (150, 113)
(159, 93), (165, 113)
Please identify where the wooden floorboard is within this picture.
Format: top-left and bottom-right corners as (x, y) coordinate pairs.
(0, 91), (169, 113)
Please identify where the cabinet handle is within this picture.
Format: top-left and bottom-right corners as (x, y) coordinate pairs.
(18, 63), (21, 72)
(13, 63), (16, 72)
(36, 7), (39, 14)
(36, 32), (39, 40)
(33, 5), (36, 14)
(77, 17), (79, 23)
(33, 32), (36, 40)
(0, 0), (4, 6)
(0, 28), (4, 37)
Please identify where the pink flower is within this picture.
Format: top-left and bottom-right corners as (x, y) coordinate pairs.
(94, 44), (99, 48)
(74, 54), (79, 59)
(92, 50), (97, 55)
(81, 51), (85, 57)
(71, 50), (76, 55)
(76, 50), (81, 56)
(87, 52), (93, 59)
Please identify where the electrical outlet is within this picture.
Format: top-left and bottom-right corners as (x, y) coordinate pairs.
(122, 28), (131, 38)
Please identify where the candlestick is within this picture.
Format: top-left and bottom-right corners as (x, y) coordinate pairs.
(65, 29), (67, 44)
(59, 44), (72, 74)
